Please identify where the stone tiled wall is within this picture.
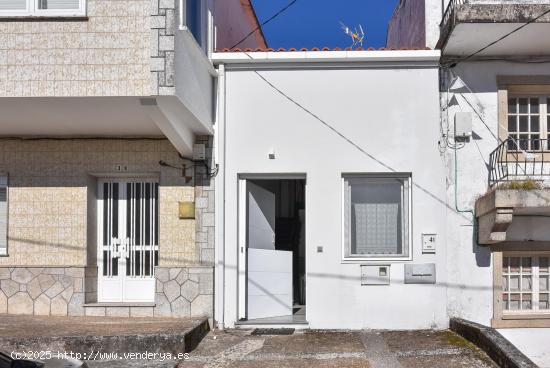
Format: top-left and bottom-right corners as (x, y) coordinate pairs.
(154, 266), (213, 317)
(0, 0), (152, 97)
(0, 138), (196, 267)
(0, 267), (85, 316)
(150, 0), (176, 95)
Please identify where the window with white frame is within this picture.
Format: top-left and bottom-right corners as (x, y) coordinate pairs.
(502, 255), (550, 313)
(343, 175), (411, 260)
(0, 0), (85, 17)
(507, 96), (549, 151)
(0, 175), (7, 256)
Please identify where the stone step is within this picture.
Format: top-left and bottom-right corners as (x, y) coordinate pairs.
(0, 315), (209, 356)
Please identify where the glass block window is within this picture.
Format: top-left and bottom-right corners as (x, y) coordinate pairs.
(503, 255), (550, 313)
(343, 175), (411, 260)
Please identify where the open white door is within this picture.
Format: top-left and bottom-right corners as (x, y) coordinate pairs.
(239, 180), (293, 320)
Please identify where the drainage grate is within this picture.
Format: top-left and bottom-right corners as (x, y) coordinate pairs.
(251, 328), (295, 336)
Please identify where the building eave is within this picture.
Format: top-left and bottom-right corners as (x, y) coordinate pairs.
(212, 50), (441, 67)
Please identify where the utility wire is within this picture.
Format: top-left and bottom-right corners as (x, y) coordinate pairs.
(251, 69), (396, 172)
(449, 7), (550, 67)
(229, 0), (298, 50)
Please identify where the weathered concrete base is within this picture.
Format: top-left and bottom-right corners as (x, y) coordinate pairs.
(0, 315), (210, 355)
(450, 317), (537, 368)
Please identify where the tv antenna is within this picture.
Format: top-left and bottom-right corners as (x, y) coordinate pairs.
(340, 22), (365, 48)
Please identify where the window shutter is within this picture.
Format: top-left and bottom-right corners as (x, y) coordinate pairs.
(0, 0), (27, 10)
(0, 175), (7, 256)
(38, 0), (79, 9)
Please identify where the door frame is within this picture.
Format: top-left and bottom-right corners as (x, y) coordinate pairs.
(97, 176), (160, 303)
(237, 173), (307, 321)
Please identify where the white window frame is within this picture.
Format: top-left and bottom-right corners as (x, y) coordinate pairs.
(506, 95), (549, 151)
(502, 252), (550, 316)
(0, 0), (86, 17)
(0, 173), (8, 257)
(341, 173), (412, 262)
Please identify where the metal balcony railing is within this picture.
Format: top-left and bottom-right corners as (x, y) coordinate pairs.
(489, 137), (550, 186)
(440, 0), (466, 29)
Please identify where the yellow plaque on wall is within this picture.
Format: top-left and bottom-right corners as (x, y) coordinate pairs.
(179, 201), (195, 219)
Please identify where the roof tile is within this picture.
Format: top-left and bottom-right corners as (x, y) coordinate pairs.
(218, 47), (432, 52)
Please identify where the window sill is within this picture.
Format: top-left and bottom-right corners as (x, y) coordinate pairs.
(502, 313), (550, 320)
(342, 256), (412, 263)
(492, 314), (550, 328)
(0, 16), (88, 22)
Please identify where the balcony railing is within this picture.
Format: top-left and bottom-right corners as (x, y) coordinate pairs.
(489, 137), (550, 186)
(440, 0), (466, 29)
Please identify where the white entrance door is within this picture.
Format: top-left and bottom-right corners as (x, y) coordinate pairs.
(98, 180), (159, 303)
(238, 180), (293, 320)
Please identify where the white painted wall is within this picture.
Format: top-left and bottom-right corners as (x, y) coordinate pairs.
(498, 328), (550, 368)
(174, 29), (216, 129)
(443, 61), (550, 327)
(217, 52), (450, 329)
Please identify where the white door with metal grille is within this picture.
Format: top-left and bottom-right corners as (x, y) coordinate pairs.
(98, 180), (159, 303)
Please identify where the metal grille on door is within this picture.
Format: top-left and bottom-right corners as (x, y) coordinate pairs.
(99, 180), (159, 302)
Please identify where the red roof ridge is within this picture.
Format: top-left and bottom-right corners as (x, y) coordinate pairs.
(217, 47), (432, 52)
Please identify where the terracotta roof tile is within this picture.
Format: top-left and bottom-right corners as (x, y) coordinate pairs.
(218, 47), (431, 52)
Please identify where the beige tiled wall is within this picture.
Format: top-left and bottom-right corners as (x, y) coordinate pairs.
(0, 0), (151, 97)
(0, 139), (197, 267)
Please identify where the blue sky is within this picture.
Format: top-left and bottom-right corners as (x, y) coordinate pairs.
(250, 0), (399, 49)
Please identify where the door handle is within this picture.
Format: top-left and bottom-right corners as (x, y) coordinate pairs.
(122, 238), (130, 258)
(111, 238), (121, 258)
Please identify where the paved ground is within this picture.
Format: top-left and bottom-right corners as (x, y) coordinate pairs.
(171, 329), (498, 368)
(0, 315), (499, 368)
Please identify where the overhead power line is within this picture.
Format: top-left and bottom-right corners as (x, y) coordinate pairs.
(229, 0), (298, 50)
(450, 7), (550, 67)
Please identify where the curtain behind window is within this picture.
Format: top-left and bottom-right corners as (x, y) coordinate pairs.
(0, 0), (26, 10)
(354, 203), (399, 254)
(38, 0), (79, 9)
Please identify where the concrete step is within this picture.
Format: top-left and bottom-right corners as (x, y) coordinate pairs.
(0, 315), (209, 356)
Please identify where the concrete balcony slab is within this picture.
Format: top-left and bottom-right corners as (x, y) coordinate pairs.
(475, 189), (550, 245)
(439, 2), (550, 58)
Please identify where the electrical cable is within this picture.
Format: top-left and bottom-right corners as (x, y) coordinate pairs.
(229, 0), (298, 50)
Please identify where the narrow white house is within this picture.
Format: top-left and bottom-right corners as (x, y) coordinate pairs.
(212, 49), (449, 329)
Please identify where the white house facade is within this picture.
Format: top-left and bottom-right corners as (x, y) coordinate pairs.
(212, 49), (450, 329)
